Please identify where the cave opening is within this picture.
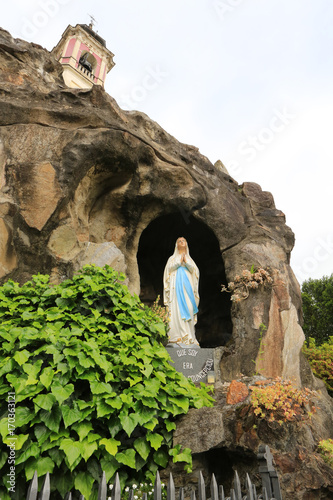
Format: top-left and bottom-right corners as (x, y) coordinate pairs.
(196, 447), (260, 494)
(137, 213), (232, 347)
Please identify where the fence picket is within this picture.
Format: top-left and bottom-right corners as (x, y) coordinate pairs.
(198, 471), (206, 500)
(154, 470), (162, 500)
(233, 471), (242, 500)
(26, 471), (38, 500)
(167, 472), (175, 500)
(38, 472), (50, 500)
(245, 473), (254, 500)
(98, 471), (107, 500)
(219, 484), (225, 500)
(128, 489), (134, 500)
(261, 487), (269, 500)
(111, 472), (120, 500)
(210, 473), (218, 500)
(16, 445), (283, 500)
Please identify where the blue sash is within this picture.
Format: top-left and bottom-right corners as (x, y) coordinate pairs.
(175, 266), (198, 321)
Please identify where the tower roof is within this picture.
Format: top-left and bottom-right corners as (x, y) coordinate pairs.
(78, 24), (106, 48)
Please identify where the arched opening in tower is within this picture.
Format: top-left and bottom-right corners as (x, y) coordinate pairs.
(137, 213), (232, 348)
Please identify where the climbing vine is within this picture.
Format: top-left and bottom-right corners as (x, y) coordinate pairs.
(0, 266), (214, 500)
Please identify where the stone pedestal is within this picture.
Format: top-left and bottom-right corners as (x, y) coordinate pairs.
(166, 347), (218, 383)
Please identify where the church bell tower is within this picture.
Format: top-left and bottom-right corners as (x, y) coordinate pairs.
(52, 22), (115, 89)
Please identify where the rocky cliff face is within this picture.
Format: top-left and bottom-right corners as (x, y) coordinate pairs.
(0, 27), (332, 498)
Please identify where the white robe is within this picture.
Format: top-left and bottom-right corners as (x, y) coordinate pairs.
(163, 244), (200, 345)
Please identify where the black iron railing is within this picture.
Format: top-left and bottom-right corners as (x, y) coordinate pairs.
(12, 445), (283, 500)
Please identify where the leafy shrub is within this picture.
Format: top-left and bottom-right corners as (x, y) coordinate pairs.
(0, 266), (214, 500)
(302, 337), (333, 396)
(301, 274), (333, 345)
(318, 439), (333, 467)
(249, 378), (317, 425)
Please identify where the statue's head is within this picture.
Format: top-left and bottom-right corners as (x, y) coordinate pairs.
(176, 237), (187, 252)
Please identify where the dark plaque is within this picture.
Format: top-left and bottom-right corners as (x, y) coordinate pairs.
(166, 347), (214, 383)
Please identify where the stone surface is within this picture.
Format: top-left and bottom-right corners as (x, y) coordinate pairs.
(173, 376), (333, 499)
(173, 407), (225, 454)
(73, 241), (127, 275)
(226, 380), (249, 404)
(166, 347), (214, 383)
(0, 218), (17, 278)
(15, 161), (62, 231)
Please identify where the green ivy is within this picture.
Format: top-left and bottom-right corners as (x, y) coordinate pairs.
(0, 266), (214, 500)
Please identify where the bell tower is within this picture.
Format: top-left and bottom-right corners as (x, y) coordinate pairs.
(52, 22), (115, 89)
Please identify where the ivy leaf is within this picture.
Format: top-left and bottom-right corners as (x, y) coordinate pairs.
(33, 393), (56, 411)
(165, 421), (176, 432)
(51, 381), (74, 405)
(54, 472), (74, 498)
(143, 418), (159, 432)
(74, 472), (95, 499)
(80, 439), (98, 462)
(34, 425), (52, 445)
(100, 455), (119, 482)
(40, 367), (54, 389)
(100, 437), (121, 456)
(72, 421), (93, 441)
(48, 447), (65, 468)
(169, 396), (189, 412)
(90, 381), (112, 395)
(116, 448), (136, 469)
(15, 406), (35, 427)
(59, 438), (82, 469)
(96, 399), (114, 418)
(40, 406), (62, 433)
(3, 433), (28, 450)
(25, 456), (55, 481)
(61, 405), (82, 428)
(15, 442), (40, 465)
(134, 437), (150, 461)
(119, 413), (140, 437)
(13, 350), (30, 366)
(153, 449), (169, 468)
(146, 433), (164, 450)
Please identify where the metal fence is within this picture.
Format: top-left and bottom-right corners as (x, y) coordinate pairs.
(21, 444), (282, 500)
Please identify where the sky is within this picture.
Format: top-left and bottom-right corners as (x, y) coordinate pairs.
(2, 0), (333, 285)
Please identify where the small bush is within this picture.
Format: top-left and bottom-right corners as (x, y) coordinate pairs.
(318, 439), (333, 468)
(302, 337), (333, 396)
(249, 378), (317, 425)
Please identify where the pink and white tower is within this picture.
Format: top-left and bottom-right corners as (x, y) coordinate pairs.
(52, 22), (115, 89)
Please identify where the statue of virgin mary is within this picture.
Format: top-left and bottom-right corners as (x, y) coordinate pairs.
(163, 237), (200, 347)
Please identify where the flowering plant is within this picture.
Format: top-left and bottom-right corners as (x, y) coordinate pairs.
(221, 266), (274, 302)
(150, 295), (170, 329)
(249, 378), (317, 425)
(108, 481), (167, 500)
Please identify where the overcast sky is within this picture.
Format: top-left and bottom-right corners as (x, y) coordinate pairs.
(2, 0), (333, 284)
